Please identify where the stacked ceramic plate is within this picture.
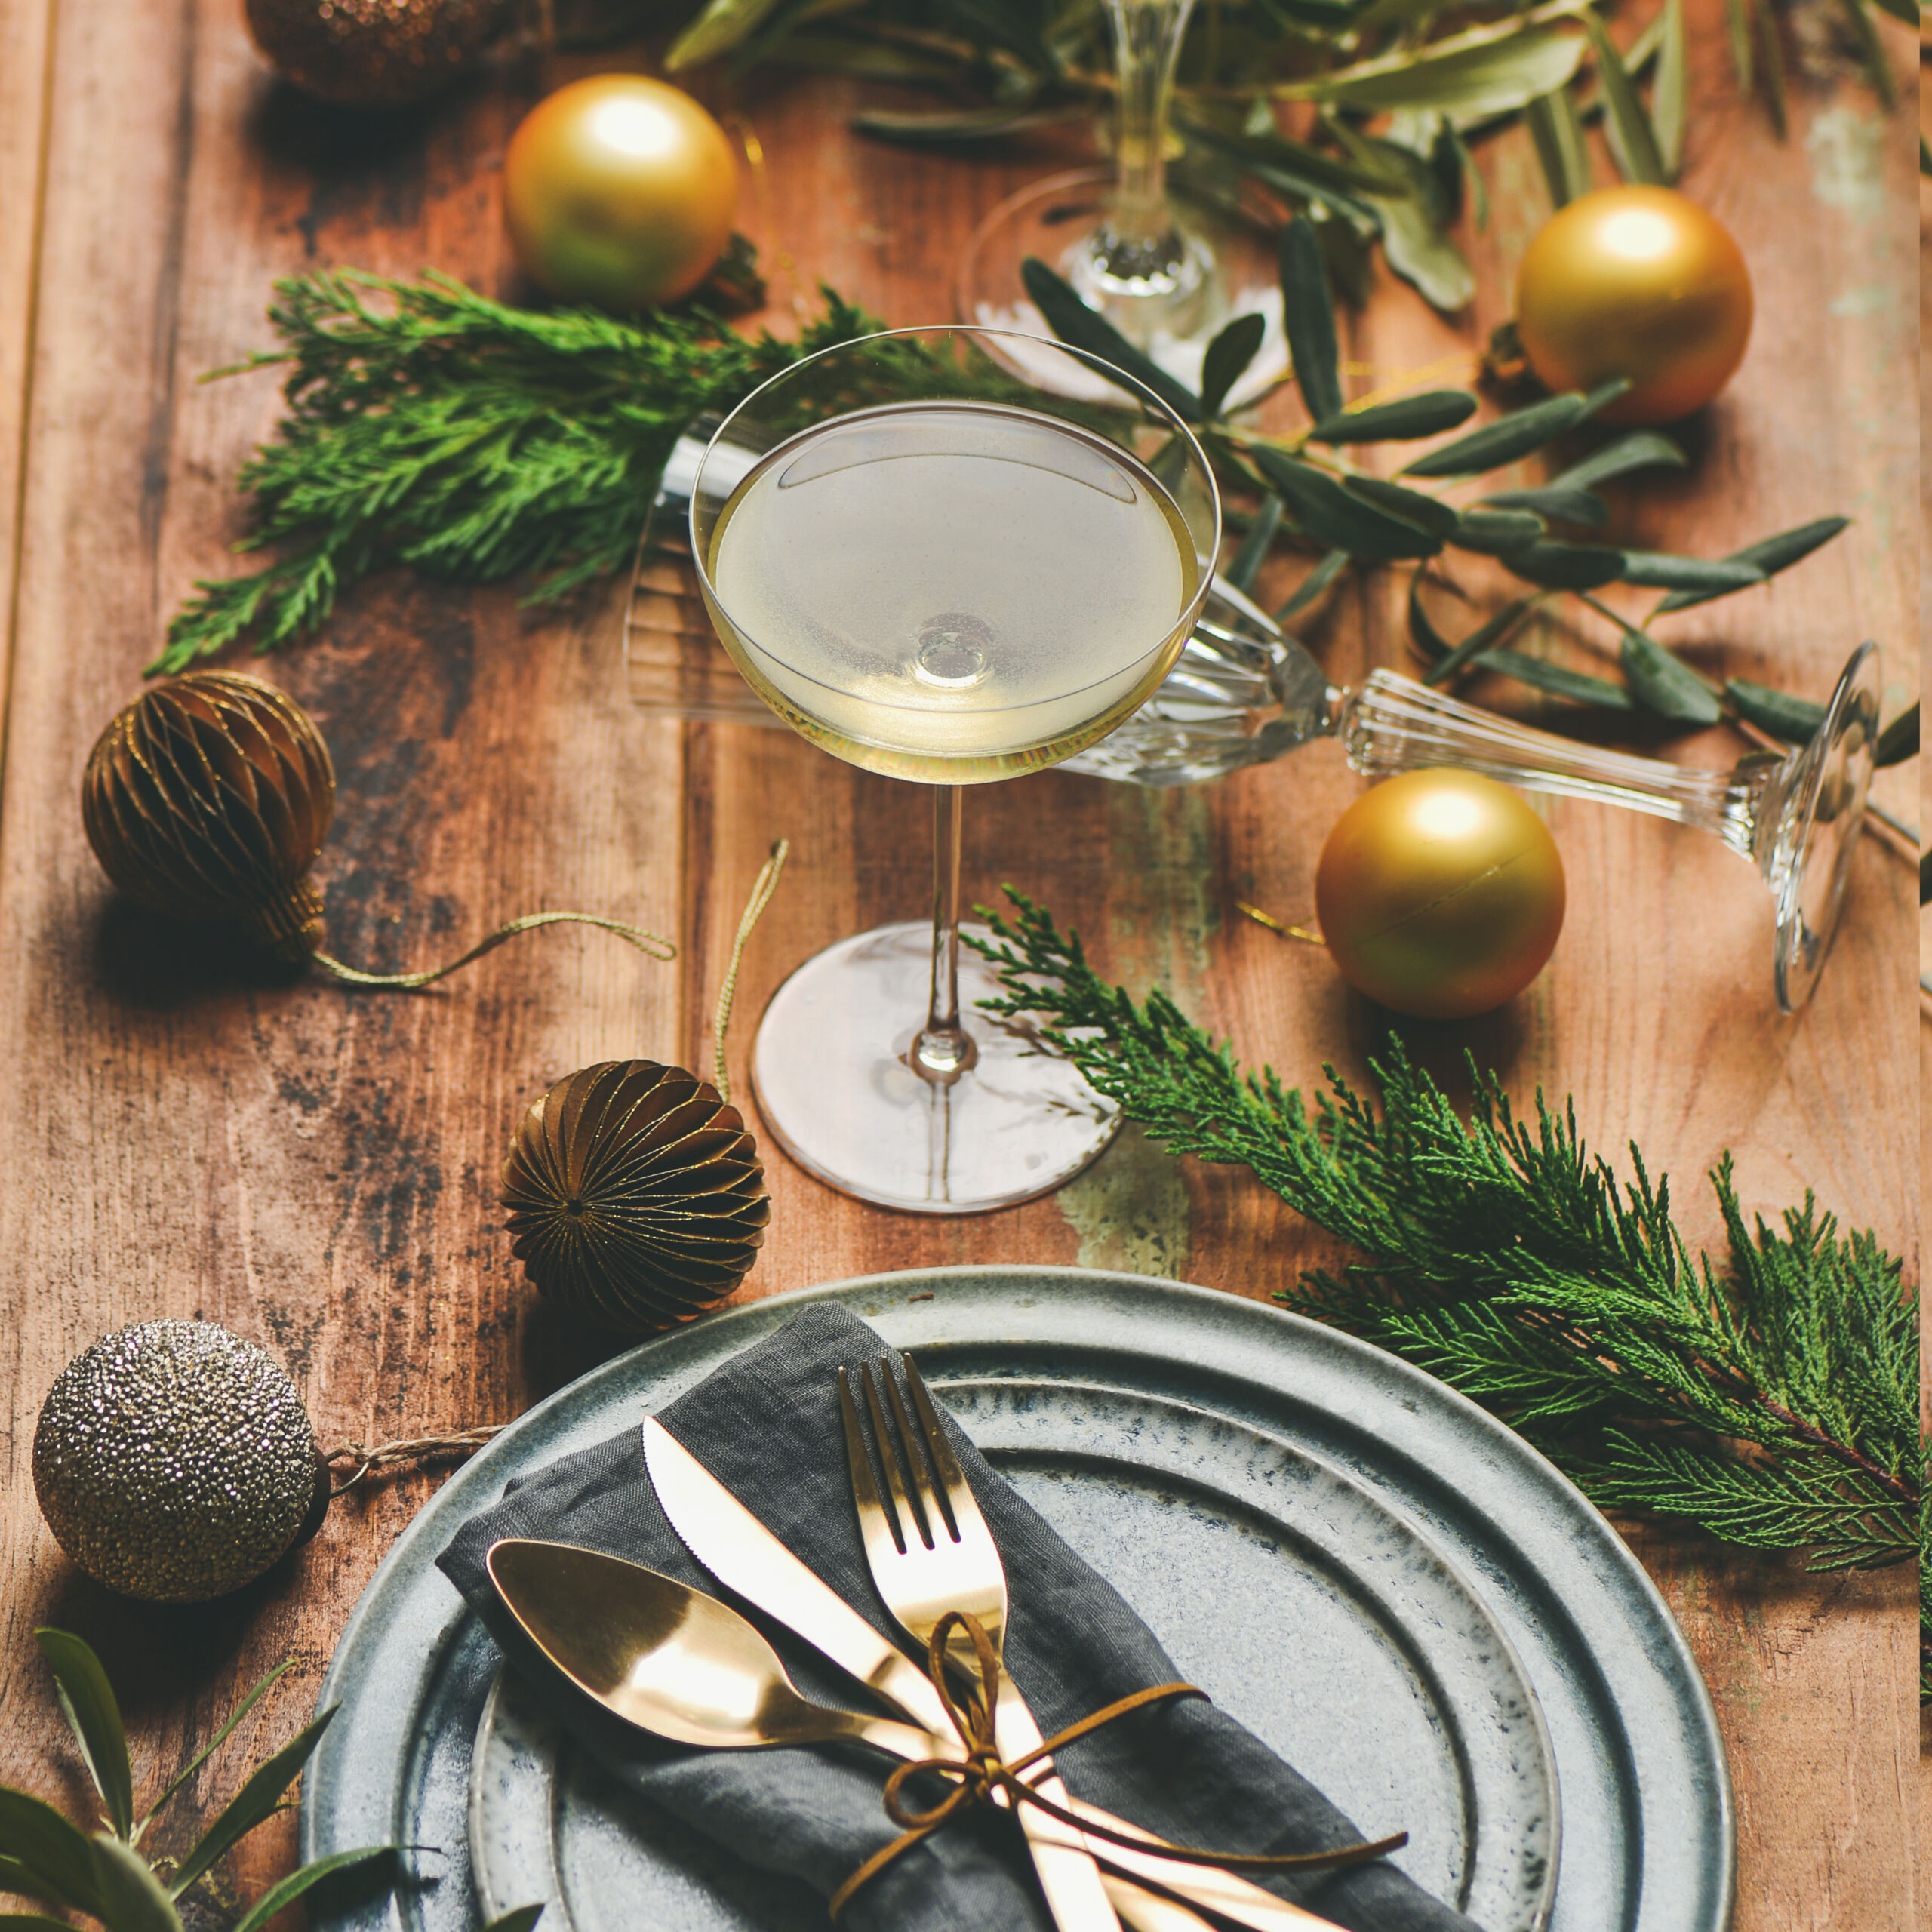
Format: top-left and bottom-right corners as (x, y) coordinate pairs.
(300, 1268), (1733, 1932)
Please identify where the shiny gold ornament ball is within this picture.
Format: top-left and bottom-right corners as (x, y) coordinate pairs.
(503, 75), (739, 312)
(1515, 186), (1752, 426)
(34, 1322), (329, 1603)
(1315, 771), (1565, 1020)
(83, 672), (337, 961)
(502, 1060), (770, 1334)
(245, 0), (512, 107)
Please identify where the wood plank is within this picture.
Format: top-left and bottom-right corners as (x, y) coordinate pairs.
(0, 4), (1914, 1929)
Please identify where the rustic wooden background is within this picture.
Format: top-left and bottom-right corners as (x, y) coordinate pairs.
(0, 0), (1920, 1924)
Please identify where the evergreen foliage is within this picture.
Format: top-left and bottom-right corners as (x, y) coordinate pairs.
(972, 892), (1925, 1689)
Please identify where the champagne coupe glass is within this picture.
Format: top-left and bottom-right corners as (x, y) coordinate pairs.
(688, 326), (1220, 1214)
(956, 1), (1288, 401)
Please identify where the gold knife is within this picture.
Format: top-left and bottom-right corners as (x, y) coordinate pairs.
(641, 1417), (1340, 1932)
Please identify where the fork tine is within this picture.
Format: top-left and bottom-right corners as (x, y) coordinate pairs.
(883, 1355), (958, 1544)
(838, 1366), (906, 1562)
(902, 1354), (980, 1540)
(861, 1359), (934, 1550)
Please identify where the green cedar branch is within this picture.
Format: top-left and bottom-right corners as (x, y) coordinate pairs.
(970, 892), (1922, 1666)
(158, 271), (881, 674)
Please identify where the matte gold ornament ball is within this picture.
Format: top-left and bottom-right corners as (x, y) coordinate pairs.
(1315, 771), (1566, 1020)
(245, 0), (512, 107)
(503, 75), (739, 312)
(1515, 185), (1752, 426)
(34, 1322), (328, 1604)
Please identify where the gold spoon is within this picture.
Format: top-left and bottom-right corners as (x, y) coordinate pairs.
(485, 1538), (1335, 1932)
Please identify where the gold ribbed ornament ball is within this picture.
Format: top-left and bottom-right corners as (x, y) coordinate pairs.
(503, 75), (739, 311)
(82, 671), (336, 961)
(1315, 771), (1566, 1020)
(33, 1322), (329, 1604)
(1516, 186), (1752, 426)
(502, 1060), (770, 1335)
(245, 0), (513, 107)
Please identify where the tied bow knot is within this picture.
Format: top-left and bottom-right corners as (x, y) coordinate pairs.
(830, 1609), (1406, 1921)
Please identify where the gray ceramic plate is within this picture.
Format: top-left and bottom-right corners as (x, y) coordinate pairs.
(468, 1378), (1557, 1930)
(300, 1268), (1733, 1932)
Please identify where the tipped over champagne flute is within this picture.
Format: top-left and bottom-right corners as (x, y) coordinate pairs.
(690, 326), (1220, 1213)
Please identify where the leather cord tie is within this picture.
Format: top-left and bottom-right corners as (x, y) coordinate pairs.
(830, 1610), (1407, 1921)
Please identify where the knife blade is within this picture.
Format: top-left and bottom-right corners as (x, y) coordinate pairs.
(641, 1418), (1337, 1932)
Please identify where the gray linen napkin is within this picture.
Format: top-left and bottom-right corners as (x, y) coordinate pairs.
(438, 1303), (1484, 1932)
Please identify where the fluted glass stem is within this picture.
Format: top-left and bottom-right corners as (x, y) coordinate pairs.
(914, 785), (974, 1083)
(1337, 671), (1777, 862)
(1091, 0), (1194, 284)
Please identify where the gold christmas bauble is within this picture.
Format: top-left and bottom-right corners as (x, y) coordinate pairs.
(502, 1060), (769, 1334)
(34, 1322), (328, 1604)
(83, 671), (336, 961)
(1515, 186), (1752, 426)
(245, 0), (513, 107)
(503, 75), (739, 312)
(1315, 771), (1565, 1020)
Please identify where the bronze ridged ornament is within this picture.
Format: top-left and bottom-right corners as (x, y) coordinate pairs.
(85, 671), (335, 961)
(82, 671), (673, 984)
(244, 0), (514, 108)
(503, 1060), (770, 1334)
(33, 1321), (330, 1604)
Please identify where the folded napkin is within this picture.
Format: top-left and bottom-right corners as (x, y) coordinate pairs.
(439, 1303), (1484, 1932)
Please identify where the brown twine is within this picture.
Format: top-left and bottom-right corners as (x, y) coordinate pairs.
(829, 1611), (1405, 1921)
(326, 1426), (509, 1498)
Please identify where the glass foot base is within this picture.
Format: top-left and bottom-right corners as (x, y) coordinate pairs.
(750, 921), (1119, 1214)
(956, 165), (1290, 408)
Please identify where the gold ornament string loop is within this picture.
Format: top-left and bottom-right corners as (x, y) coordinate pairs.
(829, 1610), (1407, 1921)
(325, 1425), (509, 1497)
(310, 912), (676, 989)
(712, 838), (790, 1105)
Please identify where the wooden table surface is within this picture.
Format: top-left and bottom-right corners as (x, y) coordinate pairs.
(0, 2), (1920, 1925)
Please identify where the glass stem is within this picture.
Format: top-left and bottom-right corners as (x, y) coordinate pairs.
(914, 786), (977, 1084)
(1105, 0), (1194, 252)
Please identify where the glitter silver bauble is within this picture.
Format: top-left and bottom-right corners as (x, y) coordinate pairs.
(33, 1321), (328, 1604)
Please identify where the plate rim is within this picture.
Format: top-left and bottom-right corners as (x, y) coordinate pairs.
(302, 1264), (1734, 1932)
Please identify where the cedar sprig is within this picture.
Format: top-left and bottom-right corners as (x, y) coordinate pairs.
(158, 271), (882, 673)
(971, 891), (1924, 1671)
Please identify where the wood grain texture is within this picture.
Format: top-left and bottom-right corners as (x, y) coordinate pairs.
(0, 2), (1917, 1927)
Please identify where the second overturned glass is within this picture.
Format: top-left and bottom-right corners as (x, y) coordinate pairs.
(689, 326), (1220, 1214)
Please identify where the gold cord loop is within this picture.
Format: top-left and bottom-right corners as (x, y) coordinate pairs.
(312, 912), (675, 989)
(712, 839), (790, 1106)
(829, 1609), (1406, 1920)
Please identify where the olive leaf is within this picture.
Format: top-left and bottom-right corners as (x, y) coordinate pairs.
(1179, 118), (1389, 226)
(88, 1839), (180, 1932)
(137, 1660), (294, 1840)
(1727, 678), (1826, 742)
(1254, 449), (1442, 558)
(230, 1849), (399, 1932)
(850, 104), (1074, 143)
(666, 0), (789, 69)
(1417, 583), (1540, 685)
(1331, 126), (1475, 311)
(1585, 10), (1666, 184)
(167, 1710), (339, 1899)
(1345, 473), (1460, 537)
(1400, 380), (1629, 477)
(1527, 83), (1592, 206)
(1652, 0), (1688, 177)
(1875, 701), (1918, 767)
(1226, 496), (1285, 593)
(1449, 509), (1546, 555)
(1651, 515), (1850, 612)
(1279, 20), (1588, 120)
(1503, 542), (1629, 590)
(770, 32), (971, 84)
(1309, 390), (1477, 444)
(0, 1915), (82, 1929)
(0, 1792), (103, 1915)
(1552, 431), (1685, 491)
(35, 1631), (133, 1842)
(1278, 218), (1343, 426)
(1198, 312), (1269, 420)
(1276, 546), (1350, 620)
(1019, 258), (1203, 421)
(1482, 484), (1609, 527)
(1478, 647), (1636, 709)
(1617, 552), (1765, 594)
(1621, 631), (1721, 723)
